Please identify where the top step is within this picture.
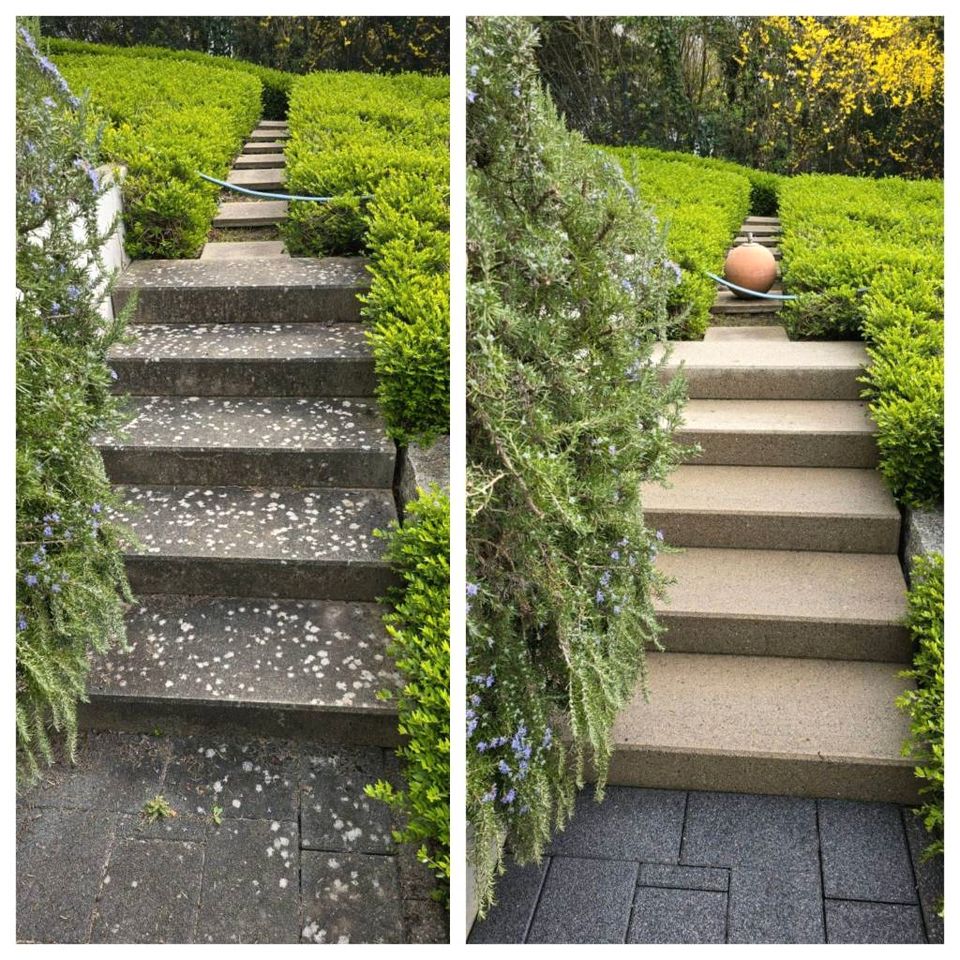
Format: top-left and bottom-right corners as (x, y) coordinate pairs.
(113, 257), (370, 324)
(257, 120), (289, 129)
(248, 128), (290, 141)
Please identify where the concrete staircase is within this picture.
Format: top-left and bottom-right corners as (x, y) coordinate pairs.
(610, 321), (916, 803)
(86, 121), (400, 744)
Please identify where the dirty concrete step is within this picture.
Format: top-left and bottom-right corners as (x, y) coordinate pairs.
(744, 216), (781, 225)
(678, 399), (878, 468)
(642, 465), (900, 553)
(711, 297), (782, 317)
(248, 127), (290, 141)
(736, 224), (781, 236)
(257, 120), (289, 129)
(734, 233), (780, 247)
(607, 652), (917, 804)
(705, 312), (786, 329)
(228, 168), (286, 191)
(214, 199), (288, 228)
(233, 153), (286, 169)
(113, 258), (369, 324)
(108, 323), (376, 397)
(97, 396), (394, 488)
(201, 241), (289, 261)
(703, 326), (789, 342)
(242, 140), (287, 154)
(111, 485), (397, 602)
(732, 238), (782, 258)
(84, 594), (401, 744)
(656, 339), (868, 399)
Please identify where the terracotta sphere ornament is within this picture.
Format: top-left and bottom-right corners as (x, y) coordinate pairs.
(723, 233), (778, 298)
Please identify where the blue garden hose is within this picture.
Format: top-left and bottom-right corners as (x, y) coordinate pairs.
(706, 271), (798, 301)
(197, 171), (373, 204)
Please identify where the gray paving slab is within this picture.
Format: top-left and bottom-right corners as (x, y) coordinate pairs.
(825, 900), (925, 943)
(118, 811), (208, 843)
(639, 862), (728, 892)
(628, 886), (727, 943)
(468, 858), (548, 944)
(402, 898), (448, 944)
(728, 864), (825, 943)
(17, 806), (115, 943)
(902, 810), (944, 943)
(196, 819), (300, 943)
(526, 857), (637, 944)
(301, 746), (395, 853)
(818, 799), (917, 903)
(682, 791), (819, 869)
(301, 851), (403, 944)
(91, 837), (202, 943)
(547, 784), (685, 861)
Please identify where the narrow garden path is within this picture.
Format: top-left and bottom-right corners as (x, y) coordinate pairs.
(709, 215), (784, 327)
(17, 119), (441, 944)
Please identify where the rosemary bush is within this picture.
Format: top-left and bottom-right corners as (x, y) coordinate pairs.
(466, 17), (687, 915)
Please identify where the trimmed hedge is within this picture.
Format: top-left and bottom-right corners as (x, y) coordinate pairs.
(607, 146), (751, 339)
(44, 37), (293, 118)
(284, 71), (449, 445)
(56, 53), (261, 259)
(779, 175), (943, 506)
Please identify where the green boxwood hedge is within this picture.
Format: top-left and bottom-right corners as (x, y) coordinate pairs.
(779, 174), (943, 506)
(284, 71), (449, 445)
(56, 53), (262, 259)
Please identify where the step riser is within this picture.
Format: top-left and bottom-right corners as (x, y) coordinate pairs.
(102, 448), (394, 488)
(669, 369), (863, 400)
(111, 358), (377, 397)
(711, 302), (782, 315)
(113, 287), (365, 324)
(603, 749), (919, 805)
(707, 313), (783, 327)
(646, 511), (899, 554)
(656, 613), (911, 662)
(678, 429), (878, 468)
(124, 557), (398, 603)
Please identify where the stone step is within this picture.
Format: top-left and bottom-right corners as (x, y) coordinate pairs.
(201, 241), (289, 261)
(607, 652), (917, 804)
(737, 224), (781, 236)
(706, 311), (786, 328)
(84, 594), (401, 743)
(703, 326), (789, 342)
(108, 323), (376, 397)
(242, 140), (287, 153)
(744, 216), (781, 225)
(248, 128), (290, 141)
(113, 258), (369, 324)
(97, 396), (394, 488)
(642, 465), (900, 554)
(711, 289), (784, 312)
(734, 233), (779, 247)
(111, 485), (397, 602)
(233, 153), (286, 169)
(214, 200), (288, 228)
(228, 168), (286, 191)
(678, 399), (878, 468)
(257, 120), (289, 129)
(732, 238), (781, 258)
(657, 339), (868, 399)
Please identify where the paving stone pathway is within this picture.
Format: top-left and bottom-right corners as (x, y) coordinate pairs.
(469, 785), (942, 944)
(18, 731), (446, 944)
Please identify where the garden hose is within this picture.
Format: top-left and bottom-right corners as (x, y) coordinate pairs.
(197, 171), (373, 203)
(706, 271), (798, 301)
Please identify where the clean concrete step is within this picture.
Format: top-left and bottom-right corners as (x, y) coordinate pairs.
(233, 153), (286, 169)
(228, 168), (286, 191)
(111, 485), (397, 601)
(703, 326), (789, 342)
(242, 140), (287, 154)
(108, 323), (376, 397)
(113, 258), (369, 324)
(642, 465), (900, 553)
(248, 128), (290, 141)
(678, 399), (878, 467)
(84, 594), (401, 743)
(651, 547), (909, 661)
(201, 241), (288, 261)
(657, 339), (868, 399)
(214, 199), (288, 228)
(608, 652), (917, 803)
(97, 396), (393, 488)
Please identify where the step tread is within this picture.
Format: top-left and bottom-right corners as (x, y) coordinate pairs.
(214, 200), (288, 226)
(703, 326), (789, 342)
(108, 322), (372, 361)
(659, 339), (868, 371)
(97, 396), (392, 454)
(201, 241), (288, 261)
(233, 153), (286, 169)
(88, 594), (399, 714)
(683, 399), (875, 434)
(112, 485), (395, 564)
(242, 141), (287, 153)
(227, 168), (286, 189)
(643, 465), (898, 520)
(613, 652), (913, 763)
(248, 129), (290, 140)
(653, 546), (907, 624)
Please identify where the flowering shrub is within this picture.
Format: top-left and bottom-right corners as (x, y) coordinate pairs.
(467, 17), (688, 915)
(16, 22), (132, 776)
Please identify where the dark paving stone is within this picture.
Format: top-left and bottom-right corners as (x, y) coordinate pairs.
(527, 857), (637, 944)
(682, 792), (818, 870)
(397, 839), (439, 901)
(91, 838), (202, 943)
(548, 785), (686, 861)
(468, 858), (548, 944)
(818, 799), (916, 904)
(628, 887), (727, 943)
(300, 746), (394, 853)
(17, 806), (115, 943)
(825, 900), (926, 943)
(728, 864), (825, 943)
(639, 862), (729, 892)
(197, 819), (300, 943)
(902, 810), (943, 943)
(402, 897), (448, 944)
(19, 731), (167, 814)
(162, 738), (299, 822)
(301, 851), (402, 944)
(118, 812), (207, 843)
